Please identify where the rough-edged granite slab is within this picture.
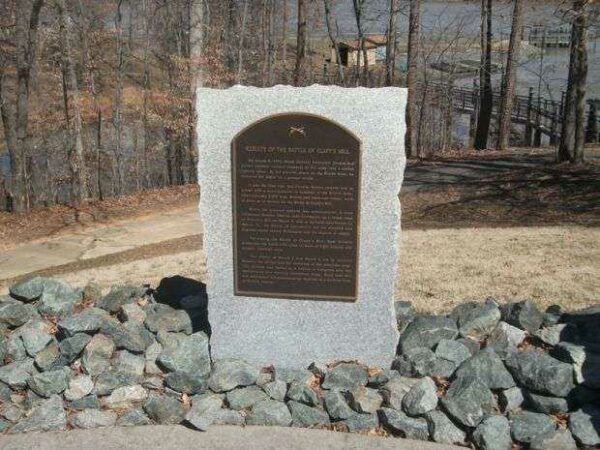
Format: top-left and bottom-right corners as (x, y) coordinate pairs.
(197, 85), (406, 368)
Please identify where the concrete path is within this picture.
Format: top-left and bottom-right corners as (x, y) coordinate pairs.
(0, 425), (462, 450)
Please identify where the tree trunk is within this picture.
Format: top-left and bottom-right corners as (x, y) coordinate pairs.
(324, 0), (344, 84)
(352, 0), (367, 86)
(236, 0), (249, 84)
(281, 0), (288, 65)
(188, 0), (205, 182)
(474, 0), (493, 150)
(294, 0), (308, 86)
(114, 0), (125, 195)
(496, 0), (524, 150)
(559, 0), (588, 163)
(57, 0), (87, 205)
(405, 0), (421, 158)
(385, 0), (399, 86)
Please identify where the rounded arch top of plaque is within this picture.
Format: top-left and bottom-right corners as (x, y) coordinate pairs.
(231, 113), (361, 302)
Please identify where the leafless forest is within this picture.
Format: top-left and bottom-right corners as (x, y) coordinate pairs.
(0, 0), (598, 212)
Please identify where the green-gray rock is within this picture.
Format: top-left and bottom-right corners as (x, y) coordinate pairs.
(262, 379), (287, 402)
(185, 394), (222, 431)
(165, 371), (207, 395)
(440, 373), (495, 427)
(0, 302), (31, 328)
(473, 415), (512, 450)
(64, 375), (94, 401)
(509, 411), (556, 444)
(287, 381), (320, 407)
(116, 408), (152, 427)
(36, 280), (81, 317)
(71, 409), (117, 429)
(0, 359), (35, 389)
(454, 348), (515, 389)
(58, 308), (107, 336)
(323, 390), (354, 420)
(401, 377), (438, 416)
(157, 332), (210, 377)
(246, 399), (292, 427)
(9, 395), (66, 434)
(343, 412), (378, 432)
(226, 385), (268, 410)
(451, 301), (500, 339)
(530, 429), (578, 450)
(524, 391), (569, 414)
(143, 395), (186, 424)
(82, 334), (115, 376)
(103, 385), (148, 409)
(288, 401), (329, 427)
(378, 407), (429, 440)
(208, 359), (259, 392)
(321, 362), (367, 390)
(145, 305), (192, 334)
(501, 300), (543, 333)
(59, 333), (92, 363)
(569, 405), (600, 446)
(27, 368), (70, 397)
(397, 316), (458, 353)
(425, 410), (466, 445)
(68, 394), (100, 410)
(505, 350), (574, 397)
(348, 386), (382, 414)
(380, 376), (419, 411)
(19, 321), (52, 356)
(97, 285), (146, 313)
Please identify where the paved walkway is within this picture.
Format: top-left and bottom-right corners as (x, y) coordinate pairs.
(0, 425), (462, 450)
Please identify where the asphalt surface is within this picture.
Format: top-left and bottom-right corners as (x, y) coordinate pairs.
(0, 425), (463, 450)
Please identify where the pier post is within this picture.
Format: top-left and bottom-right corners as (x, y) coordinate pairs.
(525, 87), (534, 146)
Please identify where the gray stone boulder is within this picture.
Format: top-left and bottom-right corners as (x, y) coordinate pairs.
(486, 322), (526, 359)
(103, 385), (148, 409)
(185, 394), (223, 431)
(530, 429), (578, 450)
(113, 350), (145, 380)
(434, 339), (471, 373)
(82, 334), (115, 376)
(472, 415), (512, 450)
(287, 381), (320, 407)
(34, 340), (60, 371)
(425, 410), (466, 446)
(36, 281), (82, 317)
(552, 342), (600, 389)
(212, 409), (245, 426)
(116, 408), (152, 427)
(0, 403), (24, 423)
(143, 395), (186, 424)
(157, 331), (210, 377)
(451, 302), (500, 339)
(246, 399), (292, 427)
(440, 373), (495, 427)
(380, 376), (419, 411)
(100, 319), (152, 354)
(0, 302), (31, 328)
(501, 300), (543, 333)
(208, 359), (259, 392)
(534, 323), (577, 346)
(144, 341), (163, 375)
(0, 359), (35, 389)
(97, 285), (145, 313)
(505, 350), (574, 397)
(401, 377), (438, 416)
(392, 347), (452, 378)
(71, 409), (117, 429)
(367, 369), (396, 388)
(94, 369), (138, 396)
(524, 391), (569, 414)
(59, 333), (92, 364)
(262, 379), (287, 402)
(348, 386), (382, 414)
(397, 316), (458, 353)
(165, 371), (207, 395)
(64, 375), (94, 401)
(226, 386), (268, 410)
(343, 412), (379, 432)
(509, 411), (556, 444)
(498, 386), (524, 412)
(58, 308), (107, 337)
(9, 395), (66, 434)
(453, 348), (515, 389)
(288, 401), (330, 427)
(321, 362), (367, 390)
(456, 337), (480, 355)
(569, 405), (600, 447)
(119, 303), (146, 323)
(19, 321), (52, 357)
(27, 368), (70, 397)
(274, 367), (313, 384)
(145, 304), (192, 335)
(323, 390), (354, 420)
(68, 394), (100, 411)
(9, 277), (51, 302)
(378, 407), (429, 440)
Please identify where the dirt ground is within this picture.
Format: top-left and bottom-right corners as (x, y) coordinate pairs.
(1, 148), (598, 313)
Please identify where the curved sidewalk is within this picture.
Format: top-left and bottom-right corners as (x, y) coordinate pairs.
(0, 425), (463, 450)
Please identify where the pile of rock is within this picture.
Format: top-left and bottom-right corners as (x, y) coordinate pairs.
(0, 277), (598, 449)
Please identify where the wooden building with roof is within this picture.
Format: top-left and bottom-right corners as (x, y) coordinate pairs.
(330, 34), (388, 67)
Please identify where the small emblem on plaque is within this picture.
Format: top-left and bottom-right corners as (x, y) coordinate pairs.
(288, 126), (306, 138)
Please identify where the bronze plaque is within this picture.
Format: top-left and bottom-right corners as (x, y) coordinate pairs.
(232, 113), (361, 301)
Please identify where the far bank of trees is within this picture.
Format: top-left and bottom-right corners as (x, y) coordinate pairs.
(0, 0), (597, 213)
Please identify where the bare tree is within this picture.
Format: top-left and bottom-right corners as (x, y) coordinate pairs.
(324, 0), (344, 83)
(559, 0), (589, 163)
(385, 0), (399, 86)
(113, 0), (125, 195)
(496, 0), (524, 151)
(405, 0), (421, 158)
(352, 0), (368, 86)
(56, 0), (87, 204)
(0, 0), (45, 212)
(294, 0), (308, 86)
(474, 0), (493, 150)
